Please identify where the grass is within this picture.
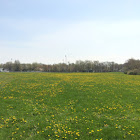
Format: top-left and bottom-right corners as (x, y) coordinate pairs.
(0, 72), (140, 140)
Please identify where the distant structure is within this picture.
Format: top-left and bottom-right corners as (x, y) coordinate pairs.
(0, 68), (4, 72)
(0, 68), (9, 72)
(65, 55), (68, 64)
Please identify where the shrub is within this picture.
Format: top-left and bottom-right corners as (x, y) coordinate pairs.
(127, 69), (140, 75)
(124, 71), (127, 74)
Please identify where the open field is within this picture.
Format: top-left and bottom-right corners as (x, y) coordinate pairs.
(0, 72), (140, 140)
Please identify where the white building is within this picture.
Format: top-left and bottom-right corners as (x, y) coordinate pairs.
(0, 68), (9, 72)
(0, 68), (4, 72)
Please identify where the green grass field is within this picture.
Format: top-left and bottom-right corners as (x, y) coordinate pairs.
(0, 72), (140, 140)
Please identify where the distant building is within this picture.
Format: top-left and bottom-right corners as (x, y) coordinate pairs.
(3, 69), (9, 72)
(0, 68), (9, 72)
(0, 68), (3, 72)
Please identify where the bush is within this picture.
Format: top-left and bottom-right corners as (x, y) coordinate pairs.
(127, 69), (140, 75)
(124, 71), (127, 74)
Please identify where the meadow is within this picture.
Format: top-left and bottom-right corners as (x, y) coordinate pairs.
(0, 72), (139, 140)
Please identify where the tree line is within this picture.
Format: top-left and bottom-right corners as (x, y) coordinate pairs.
(123, 58), (140, 75)
(0, 58), (140, 74)
(0, 60), (122, 72)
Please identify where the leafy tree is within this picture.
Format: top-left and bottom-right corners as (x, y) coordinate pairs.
(13, 60), (21, 71)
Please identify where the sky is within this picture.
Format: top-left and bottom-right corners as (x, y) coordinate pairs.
(0, 0), (140, 64)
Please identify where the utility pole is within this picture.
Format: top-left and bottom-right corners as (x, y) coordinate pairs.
(65, 55), (67, 65)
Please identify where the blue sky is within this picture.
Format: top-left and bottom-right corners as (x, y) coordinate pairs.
(0, 0), (140, 64)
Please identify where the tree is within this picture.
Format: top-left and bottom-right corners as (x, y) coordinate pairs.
(123, 58), (140, 72)
(4, 62), (13, 71)
(13, 60), (21, 71)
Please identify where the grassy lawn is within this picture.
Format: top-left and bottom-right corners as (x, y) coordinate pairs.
(0, 72), (140, 140)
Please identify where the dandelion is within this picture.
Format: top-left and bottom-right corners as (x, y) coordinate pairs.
(16, 128), (19, 130)
(131, 134), (134, 136)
